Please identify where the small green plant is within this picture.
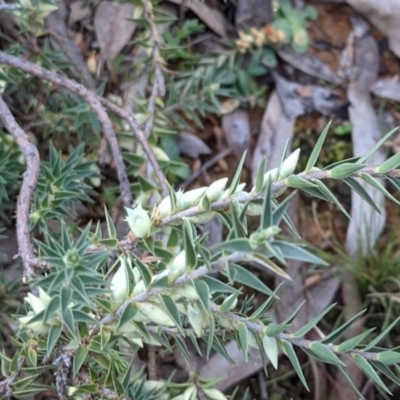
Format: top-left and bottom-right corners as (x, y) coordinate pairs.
(2, 1), (400, 400)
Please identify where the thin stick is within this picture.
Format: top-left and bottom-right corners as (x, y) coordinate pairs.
(180, 147), (232, 190)
(99, 97), (168, 198)
(0, 51), (168, 206)
(0, 95), (39, 279)
(0, 52), (135, 205)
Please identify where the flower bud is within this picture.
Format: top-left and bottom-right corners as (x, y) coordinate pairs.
(135, 302), (175, 326)
(221, 183), (247, 199)
(205, 178), (228, 202)
(132, 279), (146, 296)
(19, 313), (50, 334)
(25, 293), (46, 315)
(174, 285), (199, 301)
(203, 388), (227, 400)
(278, 148), (300, 180)
(262, 167), (278, 188)
(38, 287), (51, 307)
(157, 196), (172, 218)
(125, 205), (152, 238)
(177, 187), (207, 210)
(168, 250), (187, 281)
(187, 303), (204, 336)
(187, 211), (215, 224)
(238, 30), (254, 45)
(182, 385), (197, 400)
(249, 226), (281, 248)
(110, 257), (130, 304)
(245, 203), (263, 216)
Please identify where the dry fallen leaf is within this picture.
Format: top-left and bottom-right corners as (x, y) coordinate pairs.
(219, 98), (240, 115)
(68, 0), (91, 26)
(346, 0), (400, 58)
(277, 46), (342, 85)
(167, 0), (228, 38)
(221, 109), (251, 158)
(370, 76), (400, 102)
(94, 2), (136, 70)
(177, 132), (212, 159)
(273, 72), (343, 119)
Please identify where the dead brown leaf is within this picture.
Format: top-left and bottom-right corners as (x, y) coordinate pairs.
(346, 0), (400, 58)
(235, 0), (273, 29)
(167, 0), (229, 38)
(94, 2), (136, 70)
(68, 0), (91, 26)
(221, 109), (251, 159)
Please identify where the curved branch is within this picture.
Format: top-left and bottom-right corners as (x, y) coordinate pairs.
(0, 51), (135, 205)
(0, 95), (39, 279)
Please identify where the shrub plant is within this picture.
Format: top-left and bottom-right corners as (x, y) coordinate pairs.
(1, 1), (400, 400)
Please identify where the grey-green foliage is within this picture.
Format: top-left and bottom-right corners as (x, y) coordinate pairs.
(2, 1), (400, 399)
(5, 124), (400, 400)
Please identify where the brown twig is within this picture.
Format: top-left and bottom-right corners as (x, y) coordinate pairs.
(147, 345), (157, 381)
(179, 147), (232, 190)
(0, 51), (134, 206)
(99, 97), (168, 198)
(0, 95), (39, 280)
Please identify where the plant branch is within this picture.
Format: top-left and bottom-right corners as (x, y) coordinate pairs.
(159, 168), (400, 227)
(97, 252), (244, 328)
(211, 305), (382, 362)
(0, 95), (39, 280)
(98, 97), (168, 198)
(0, 48), (168, 202)
(0, 51), (133, 208)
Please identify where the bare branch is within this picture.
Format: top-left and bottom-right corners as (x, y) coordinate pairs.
(97, 252), (244, 328)
(0, 95), (39, 279)
(0, 51), (134, 206)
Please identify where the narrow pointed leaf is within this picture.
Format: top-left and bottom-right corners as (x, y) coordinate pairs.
(217, 238), (252, 253)
(283, 301), (305, 325)
(193, 280), (210, 311)
(336, 329), (375, 353)
(352, 354), (392, 395)
(371, 360), (400, 386)
(337, 366), (364, 399)
(272, 190), (297, 226)
(246, 254), (291, 280)
(360, 173), (400, 206)
(237, 322), (249, 362)
(329, 163), (365, 179)
(286, 175), (317, 190)
(312, 180), (351, 219)
(104, 206), (117, 238)
(263, 335), (279, 369)
(273, 241), (327, 265)
(280, 340), (309, 391)
(376, 350), (400, 365)
(358, 127), (398, 164)
(255, 158), (266, 193)
(290, 303), (336, 338)
(116, 302), (138, 330)
(344, 177), (381, 214)
(229, 263), (276, 297)
(73, 346), (88, 377)
(47, 325), (62, 356)
(228, 150), (247, 196)
(261, 178), (272, 229)
(183, 219), (197, 269)
(378, 152), (400, 173)
(305, 121), (332, 171)
(160, 295), (184, 335)
(322, 309), (367, 344)
(307, 342), (345, 366)
(206, 314), (215, 359)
